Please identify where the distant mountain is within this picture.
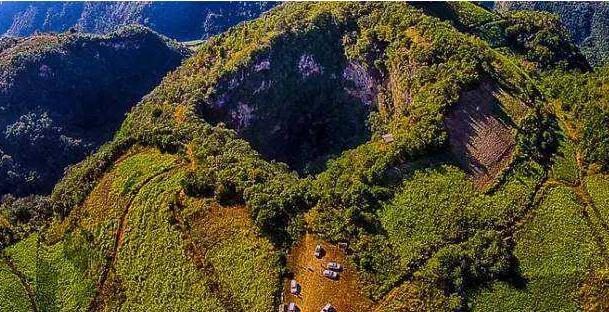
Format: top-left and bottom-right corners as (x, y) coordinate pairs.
(0, 25), (189, 196)
(2, 3), (609, 312)
(494, 1), (609, 66)
(0, 1), (276, 41)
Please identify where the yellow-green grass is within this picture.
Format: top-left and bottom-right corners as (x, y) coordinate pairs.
(586, 174), (609, 224)
(57, 147), (180, 296)
(551, 138), (580, 184)
(585, 174), (609, 251)
(187, 201), (280, 312)
(469, 186), (602, 311)
(1, 148), (282, 311)
(381, 161), (543, 269)
(380, 166), (476, 267)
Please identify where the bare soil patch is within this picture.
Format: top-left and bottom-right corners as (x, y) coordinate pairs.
(283, 234), (374, 312)
(444, 80), (517, 187)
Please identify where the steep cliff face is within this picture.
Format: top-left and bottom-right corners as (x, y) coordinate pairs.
(199, 31), (374, 173)
(0, 25), (189, 196)
(1, 3), (607, 312)
(0, 2), (276, 41)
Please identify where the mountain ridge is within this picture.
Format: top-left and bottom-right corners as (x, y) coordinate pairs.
(0, 1), (276, 41)
(1, 2), (608, 312)
(0, 24), (189, 196)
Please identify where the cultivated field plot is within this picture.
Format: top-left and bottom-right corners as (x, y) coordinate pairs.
(444, 80), (522, 187)
(0, 147), (281, 312)
(469, 186), (605, 311)
(186, 201), (280, 312)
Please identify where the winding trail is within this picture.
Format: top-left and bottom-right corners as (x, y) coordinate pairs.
(88, 165), (178, 312)
(2, 253), (38, 312)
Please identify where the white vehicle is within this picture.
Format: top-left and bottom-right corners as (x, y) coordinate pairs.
(321, 304), (336, 312)
(314, 244), (323, 258)
(287, 302), (299, 312)
(290, 279), (299, 295)
(326, 262), (342, 271)
(322, 269), (338, 280)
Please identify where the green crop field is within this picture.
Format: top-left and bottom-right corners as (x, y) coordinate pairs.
(381, 166), (476, 267)
(2, 233), (95, 312)
(193, 205), (280, 311)
(469, 186), (603, 311)
(2, 2), (609, 311)
(0, 257), (32, 312)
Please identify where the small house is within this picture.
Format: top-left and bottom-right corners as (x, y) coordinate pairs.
(382, 133), (394, 143)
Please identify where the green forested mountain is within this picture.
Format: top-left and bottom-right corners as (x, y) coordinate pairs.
(494, 1), (609, 67)
(1, 2), (608, 312)
(0, 25), (189, 196)
(0, 2), (276, 41)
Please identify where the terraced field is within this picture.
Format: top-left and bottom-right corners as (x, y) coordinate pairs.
(0, 147), (281, 312)
(469, 164), (609, 311)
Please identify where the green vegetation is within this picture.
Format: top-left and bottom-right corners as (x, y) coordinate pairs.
(469, 186), (602, 311)
(496, 2), (609, 67)
(113, 170), (225, 311)
(543, 67), (609, 171)
(0, 257), (32, 312)
(3, 2), (609, 311)
(0, 25), (188, 197)
(3, 233), (96, 311)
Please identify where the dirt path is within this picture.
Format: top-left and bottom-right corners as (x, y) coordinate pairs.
(283, 234), (374, 312)
(2, 253), (38, 312)
(88, 165), (177, 312)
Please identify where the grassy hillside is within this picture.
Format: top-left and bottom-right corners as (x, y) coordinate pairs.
(2, 147), (279, 311)
(1, 2), (608, 311)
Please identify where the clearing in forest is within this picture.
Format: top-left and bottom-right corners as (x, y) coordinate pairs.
(283, 234), (374, 312)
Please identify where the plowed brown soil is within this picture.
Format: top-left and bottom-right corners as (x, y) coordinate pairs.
(445, 80), (517, 187)
(283, 234), (374, 312)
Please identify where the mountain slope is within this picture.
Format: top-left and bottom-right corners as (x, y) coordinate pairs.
(1, 2), (607, 312)
(0, 1), (276, 41)
(494, 1), (609, 67)
(0, 25), (189, 196)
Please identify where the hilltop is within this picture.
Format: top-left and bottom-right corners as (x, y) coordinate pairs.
(0, 25), (189, 196)
(494, 1), (609, 66)
(1, 2), (608, 312)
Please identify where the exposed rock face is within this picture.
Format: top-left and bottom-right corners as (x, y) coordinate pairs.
(298, 53), (323, 78)
(0, 2), (276, 41)
(343, 62), (377, 107)
(200, 35), (374, 174)
(0, 26), (189, 196)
